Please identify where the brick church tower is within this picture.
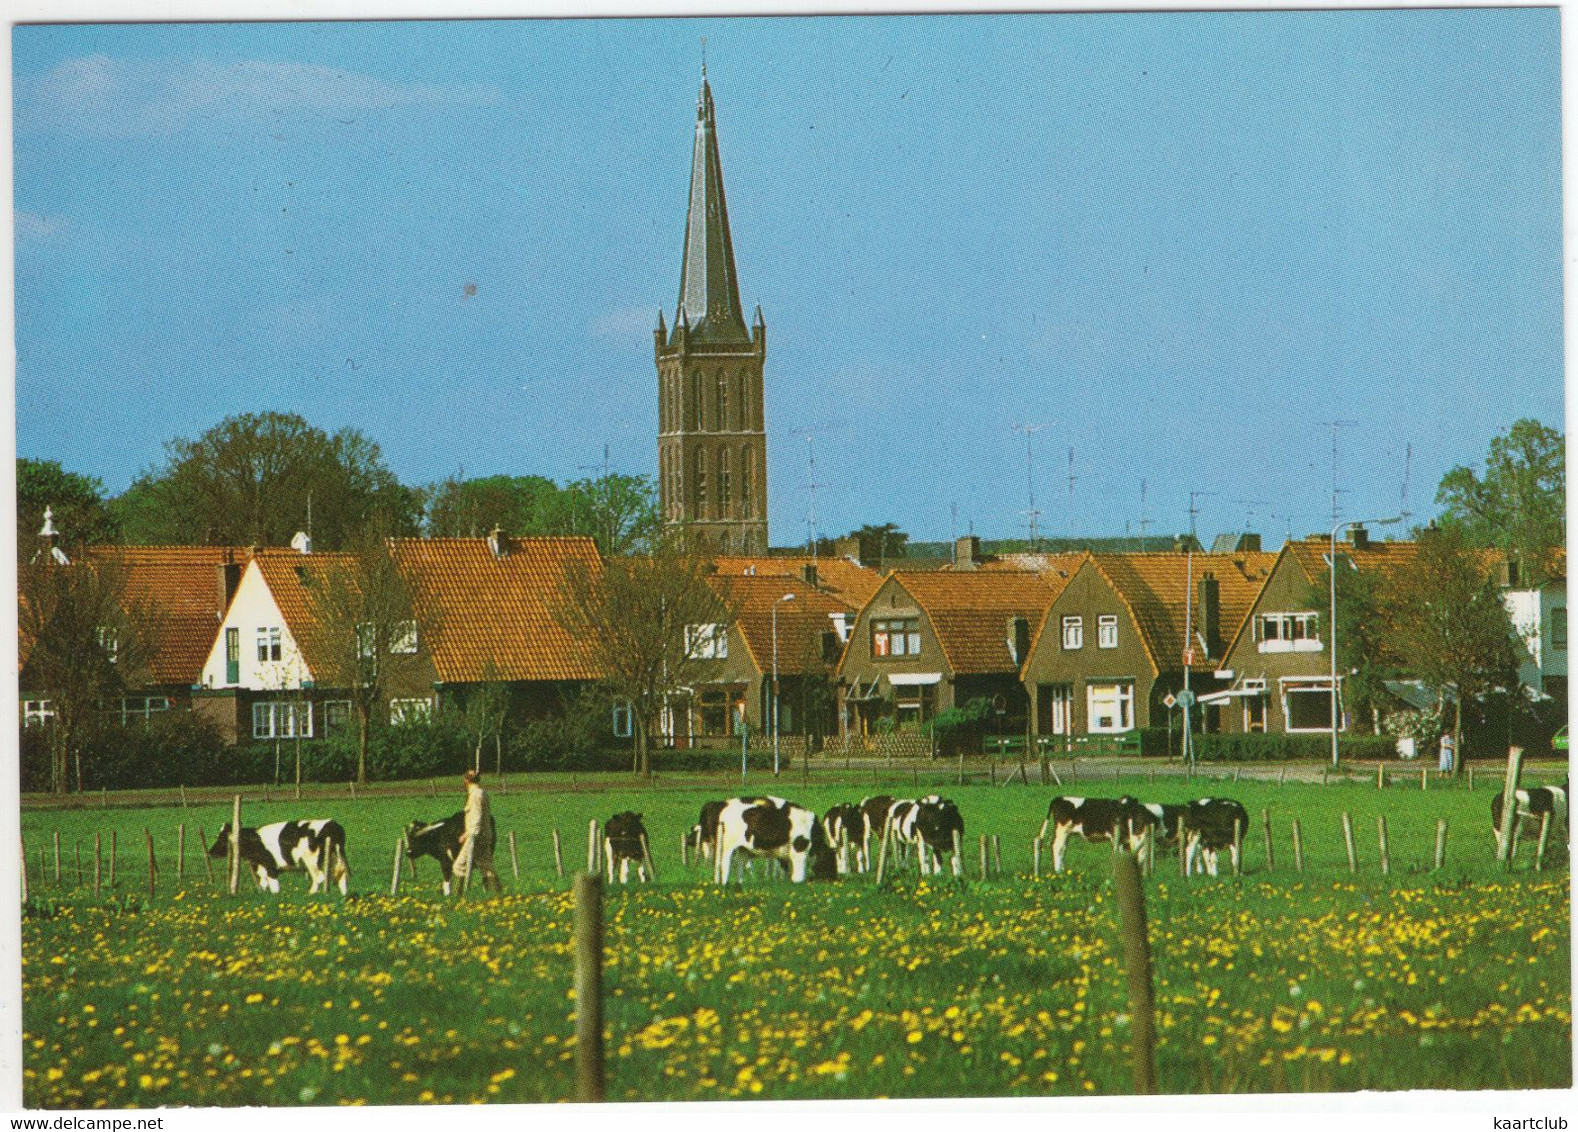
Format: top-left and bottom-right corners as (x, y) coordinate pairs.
(655, 72), (768, 554)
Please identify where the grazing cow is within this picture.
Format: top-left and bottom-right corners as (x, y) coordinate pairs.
(911, 795), (966, 877)
(1490, 781), (1569, 844)
(714, 796), (829, 884)
(1180, 798), (1250, 876)
(603, 812), (651, 883)
(1135, 802), (1190, 847)
(686, 800), (729, 863)
(208, 819), (349, 894)
(1041, 796), (1151, 872)
(820, 803), (864, 873)
(404, 810), (498, 896)
(857, 795), (897, 869)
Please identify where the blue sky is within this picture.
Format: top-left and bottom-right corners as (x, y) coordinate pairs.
(12, 11), (1562, 546)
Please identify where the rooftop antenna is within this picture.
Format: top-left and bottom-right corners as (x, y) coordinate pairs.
(1321, 420), (1358, 528)
(1138, 479), (1150, 553)
(1011, 422), (1049, 552)
(1066, 447), (1078, 541)
(950, 502), (958, 564)
(791, 427), (827, 563)
(1399, 441), (1413, 530)
(1181, 489), (1216, 772)
(1234, 499), (1271, 534)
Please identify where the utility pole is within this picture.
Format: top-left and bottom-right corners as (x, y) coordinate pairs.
(1182, 490), (1215, 771)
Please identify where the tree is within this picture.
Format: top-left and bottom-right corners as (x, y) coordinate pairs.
(110, 412), (421, 549)
(1437, 418), (1564, 563)
(850, 523), (909, 570)
(16, 458), (119, 557)
(458, 660), (511, 774)
(18, 553), (158, 794)
(301, 523), (434, 784)
(558, 474), (661, 557)
(1379, 526), (1522, 773)
(422, 474), (563, 538)
(554, 530), (739, 775)
(1305, 568), (1394, 734)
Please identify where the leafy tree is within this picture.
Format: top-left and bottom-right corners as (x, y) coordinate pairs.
(110, 412), (420, 549)
(1304, 568), (1394, 734)
(554, 530), (739, 775)
(16, 458), (119, 556)
(18, 553), (158, 794)
(1378, 526), (1522, 773)
(300, 523), (435, 784)
(423, 474), (563, 538)
(850, 523), (909, 569)
(559, 473), (661, 557)
(457, 660), (511, 774)
(1437, 418), (1564, 563)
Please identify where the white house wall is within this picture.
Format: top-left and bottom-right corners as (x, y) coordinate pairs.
(198, 561), (313, 691)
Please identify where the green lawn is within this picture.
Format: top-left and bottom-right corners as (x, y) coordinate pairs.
(19, 768), (1572, 1106)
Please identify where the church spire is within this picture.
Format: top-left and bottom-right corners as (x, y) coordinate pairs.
(675, 72), (749, 344)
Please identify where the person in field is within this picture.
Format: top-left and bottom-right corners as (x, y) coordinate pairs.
(453, 769), (502, 893)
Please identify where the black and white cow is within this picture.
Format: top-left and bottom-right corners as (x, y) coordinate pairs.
(820, 803), (864, 873)
(907, 795), (965, 877)
(404, 810), (498, 896)
(714, 796), (830, 884)
(857, 795), (897, 870)
(1180, 798), (1250, 876)
(1135, 802), (1190, 847)
(603, 811), (651, 883)
(1491, 781), (1569, 844)
(1040, 796), (1152, 872)
(209, 819), (349, 894)
(686, 800), (729, 864)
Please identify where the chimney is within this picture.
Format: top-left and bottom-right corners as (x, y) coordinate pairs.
(1198, 571), (1221, 659)
(1238, 532), (1261, 552)
(216, 553), (243, 614)
(955, 535), (981, 570)
(487, 526), (509, 559)
(1350, 525), (1371, 551)
(1007, 616), (1031, 666)
(802, 562), (819, 589)
(290, 530), (312, 555)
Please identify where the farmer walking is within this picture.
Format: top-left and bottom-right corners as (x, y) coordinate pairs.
(455, 769), (502, 894)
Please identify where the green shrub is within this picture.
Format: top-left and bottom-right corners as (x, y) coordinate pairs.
(1191, 731), (1396, 763)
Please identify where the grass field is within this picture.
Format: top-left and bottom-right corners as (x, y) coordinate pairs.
(18, 766), (1573, 1106)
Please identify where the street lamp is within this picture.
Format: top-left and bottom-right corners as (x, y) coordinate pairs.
(1330, 515), (1402, 768)
(772, 593), (797, 777)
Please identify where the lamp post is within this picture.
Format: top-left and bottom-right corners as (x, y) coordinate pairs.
(1329, 516), (1402, 768)
(772, 593), (797, 777)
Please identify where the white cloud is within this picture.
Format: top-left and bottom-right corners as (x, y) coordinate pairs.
(590, 306), (664, 339)
(17, 54), (502, 138)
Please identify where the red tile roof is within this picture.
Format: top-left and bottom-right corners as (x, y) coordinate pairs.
(709, 555), (883, 609)
(251, 549), (358, 681)
(389, 536), (603, 683)
(893, 569), (1072, 675)
(85, 546), (253, 686)
(710, 574), (855, 675)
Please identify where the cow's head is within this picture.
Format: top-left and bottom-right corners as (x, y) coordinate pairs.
(208, 823), (236, 858)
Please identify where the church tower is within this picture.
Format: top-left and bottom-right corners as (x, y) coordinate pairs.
(655, 72), (768, 554)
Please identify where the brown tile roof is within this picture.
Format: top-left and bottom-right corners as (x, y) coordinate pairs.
(1284, 537), (1422, 584)
(710, 574), (855, 675)
(1088, 551), (1278, 675)
(894, 569), (1072, 675)
(252, 549), (358, 680)
(85, 546), (253, 686)
(389, 536), (603, 683)
(710, 555), (883, 610)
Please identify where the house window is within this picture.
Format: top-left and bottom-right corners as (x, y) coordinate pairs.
(1098, 615), (1119, 649)
(120, 696), (171, 724)
(1244, 694), (1267, 734)
(685, 624), (728, 660)
(871, 618), (921, 658)
(1283, 682), (1335, 733)
(257, 626), (283, 663)
(1553, 607), (1567, 652)
(612, 701), (633, 739)
(1258, 613), (1321, 653)
(1087, 682), (1134, 733)
(356, 623), (377, 660)
(252, 701), (313, 740)
(390, 620), (419, 655)
(22, 700), (54, 728)
(323, 701), (352, 735)
(1039, 684), (1073, 735)
(95, 626), (119, 664)
(225, 627), (241, 684)
(697, 688), (732, 736)
(1062, 616), (1084, 650)
(389, 698), (432, 726)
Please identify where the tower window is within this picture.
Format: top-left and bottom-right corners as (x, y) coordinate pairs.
(693, 449), (708, 519)
(741, 446), (753, 518)
(690, 373), (702, 432)
(719, 448), (732, 515)
(716, 375), (728, 432)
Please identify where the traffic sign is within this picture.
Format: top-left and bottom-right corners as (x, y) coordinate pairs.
(1174, 689), (1196, 709)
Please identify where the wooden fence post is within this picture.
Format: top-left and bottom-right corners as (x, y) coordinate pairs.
(198, 827), (213, 884)
(1495, 747), (1525, 864)
(680, 832), (689, 869)
(1536, 812), (1551, 872)
(1341, 812), (1357, 874)
(1468, 765), (1474, 792)
(874, 823), (893, 887)
(19, 837), (28, 905)
(228, 794), (242, 895)
(176, 824), (185, 882)
(1291, 819), (1304, 873)
(639, 833), (658, 883)
(1232, 819), (1243, 877)
(1507, 815), (1522, 869)
(53, 831), (61, 885)
(1260, 809), (1274, 872)
(1433, 818), (1448, 872)
(1377, 815), (1390, 876)
(978, 835), (989, 880)
(1376, 762), (1385, 790)
(109, 830), (117, 890)
(389, 838), (403, 896)
(990, 835), (1002, 877)
(586, 820), (600, 876)
(1111, 853), (1158, 1095)
(1032, 836), (1042, 878)
(93, 833), (101, 898)
(508, 831), (520, 885)
(1421, 766), (1428, 791)
(552, 829), (565, 879)
(145, 829), (156, 897)
(573, 873), (605, 1103)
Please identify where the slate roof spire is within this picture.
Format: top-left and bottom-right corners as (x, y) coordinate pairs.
(674, 72), (750, 344)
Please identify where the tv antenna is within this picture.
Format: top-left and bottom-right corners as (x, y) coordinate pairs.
(1011, 422), (1049, 551)
(1066, 447), (1078, 540)
(1399, 441), (1413, 528)
(1321, 420), (1359, 527)
(1138, 479), (1150, 552)
(791, 427), (827, 561)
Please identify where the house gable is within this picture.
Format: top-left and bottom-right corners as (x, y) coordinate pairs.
(200, 560), (313, 690)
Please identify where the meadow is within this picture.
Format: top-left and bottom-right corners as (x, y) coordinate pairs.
(18, 764), (1573, 1106)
